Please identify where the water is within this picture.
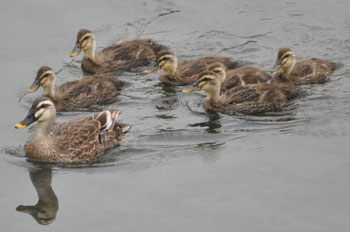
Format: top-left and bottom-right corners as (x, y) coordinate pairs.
(1, 0), (350, 231)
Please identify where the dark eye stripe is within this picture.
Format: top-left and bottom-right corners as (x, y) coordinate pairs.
(198, 77), (212, 83)
(157, 56), (172, 63)
(81, 36), (91, 43)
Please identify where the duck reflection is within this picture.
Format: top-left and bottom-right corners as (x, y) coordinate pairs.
(189, 112), (222, 133)
(16, 169), (58, 225)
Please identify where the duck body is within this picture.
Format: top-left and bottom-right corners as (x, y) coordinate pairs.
(70, 29), (167, 74)
(146, 50), (241, 85)
(27, 66), (126, 111)
(288, 58), (339, 84)
(222, 66), (270, 90)
(272, 48), (340, 85)
(15, 97), (130, 164)
(208, 63), (270, 92)
(183, 71), (299, 115)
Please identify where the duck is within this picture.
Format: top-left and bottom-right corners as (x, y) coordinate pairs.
(271, 48), (340, 84)
(26, 66), (126, 111)
(206, 62), (270, 92)
(70, 29), (167, 74)
(182, 71), (298, 114)
(16, 169), (58, 225)
(15, 97), (130, 164)
(144, 50), (242, 85)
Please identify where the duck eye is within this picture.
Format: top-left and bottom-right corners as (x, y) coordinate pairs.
(43, 73), (50, 78)
(212, 69), (221, 73)
(82, 36), (91, 42)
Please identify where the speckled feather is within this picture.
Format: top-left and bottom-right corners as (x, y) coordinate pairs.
(25, 110), (124, 164)
(83, 39), (167, 74)
(45, 74), (126, 111)
(161, 57), (241, 86)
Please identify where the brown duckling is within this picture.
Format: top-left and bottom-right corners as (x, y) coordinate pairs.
(70, 29), (167, 74)
(26, 66), (126, 111)
(207, 62), (270, 92)
(182, 71), (297, 114)
(144, 50), (242, 85)
(15, 97), (130, 164)
(271, 48), (340, 84)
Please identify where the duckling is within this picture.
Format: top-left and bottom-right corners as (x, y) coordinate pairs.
(271, 48), (340, 84)
(70, 29), (167, 74)
(206, 62), (299, 101)
(207, 62), (270, 92)
(15, 97), (130, 164)
(144, 50), (242, 85)
(182, 71), (296, 114)
(26, 66), (126, 111)
(16, 170), (58, 225)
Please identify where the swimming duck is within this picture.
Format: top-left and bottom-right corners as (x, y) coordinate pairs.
(182, 71), (297, 114)
(207, 62), (270, 92)
(16, 169), (58, 225)
(15, 97), (130, 164)
(70, 29), (167, 74)
(144, 50), (242, 85)
(26, 66), (126, 111)
(271, 48), (340, 84)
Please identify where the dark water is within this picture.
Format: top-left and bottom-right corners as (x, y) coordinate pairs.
(1, 0), (350, 231)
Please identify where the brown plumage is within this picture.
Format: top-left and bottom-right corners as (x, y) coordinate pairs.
(15, 97), (130, 164)
(70, 29), (167, 74)
(16, 169), (58, 225)
(26, 66), (126, 111)
(272, 48), (340, 84)
(207, 62), (270, 92)
(183, 71), (299, 115)
(144, 50), (242, 85)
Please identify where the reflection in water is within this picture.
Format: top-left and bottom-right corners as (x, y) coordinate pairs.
(16, 169), (58, 225)
(189, 112), (222, 133)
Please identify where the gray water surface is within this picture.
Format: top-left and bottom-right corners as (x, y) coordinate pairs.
(1, 0), (350, 231)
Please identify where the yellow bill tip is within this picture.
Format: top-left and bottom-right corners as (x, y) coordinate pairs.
(182, 87), (201, 94)
(15, 123), (26, 129)
(182, 89), (193, 94)
(26, 88), (37, 93)
(70, 52), (79, 57)
(144, 69), (155, 74)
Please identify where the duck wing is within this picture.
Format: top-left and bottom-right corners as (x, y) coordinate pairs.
(51, 110), (121, 163)
(55, 76), (125, 110)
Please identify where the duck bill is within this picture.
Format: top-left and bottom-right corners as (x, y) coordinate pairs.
(182, 87), (201, 94)
(144, 66), (160, 74)
(16, 205), (33, 214)
(26, 79), (40, 93)
(270, 59), (281, 73)
(15, 110), (37, 129)
(70, 42), (81, 57)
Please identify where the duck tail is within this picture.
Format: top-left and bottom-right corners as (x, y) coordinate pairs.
(220, 58), (243, 70)
(331, 61), (343, 71)
(147, 39), (169, 55)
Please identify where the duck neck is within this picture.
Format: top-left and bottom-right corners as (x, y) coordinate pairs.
(205, 85), (222, 105)
(42, 82), (55, 98)
(34, 117), (55, 137)
(83, 42), (96, 61)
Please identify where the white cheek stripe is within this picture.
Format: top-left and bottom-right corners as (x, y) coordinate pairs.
(105, 111), (112, 130)
(37, 100), (54, 108)
(34, 108), (45, 118)
(39, 71), (54, 79)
